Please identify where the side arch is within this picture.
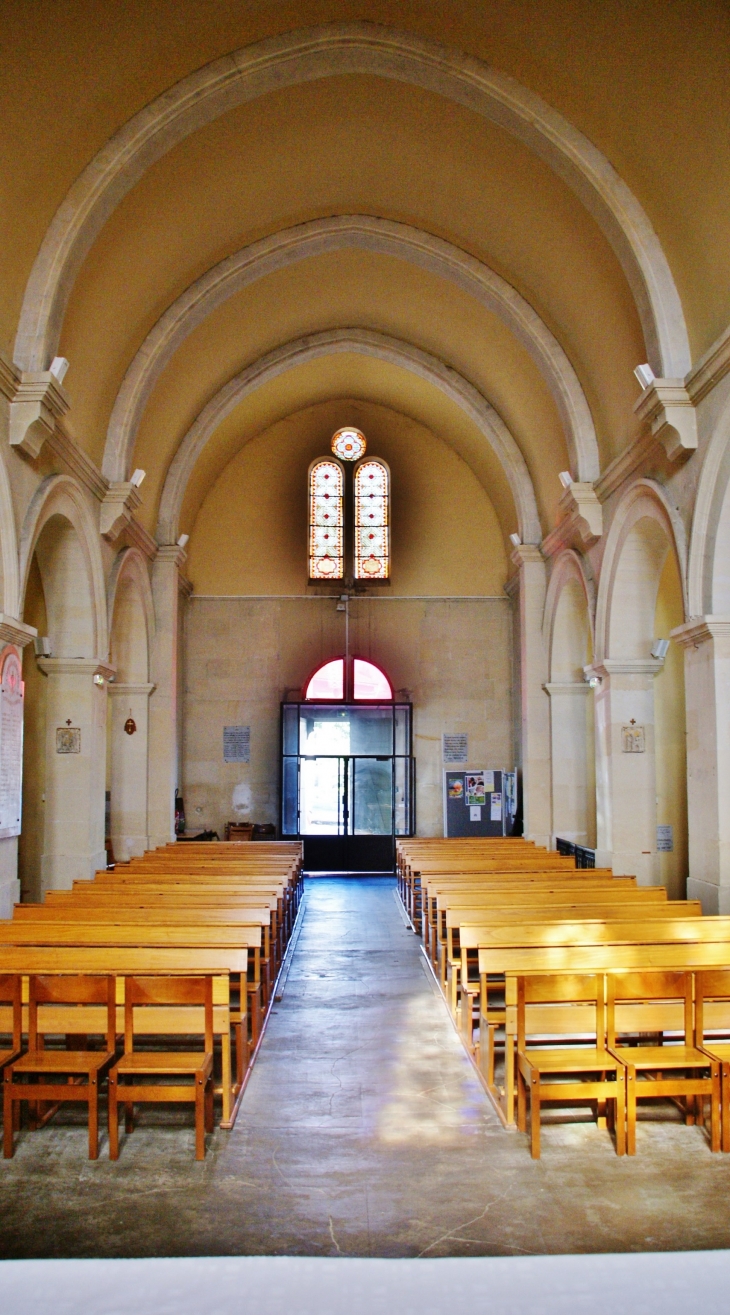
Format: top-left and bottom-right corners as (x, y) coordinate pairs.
(543, 548), (595, 677)
(19, 475), (108, 660)
(594, 478), (687, 664)
(14, 22), (689, 379)
(686, 394), (730, 616)
(155, 327), (542, 547)
(106, 546), (155, 677)
(102, 216), (598, 484)
(0, 450), (20, 618)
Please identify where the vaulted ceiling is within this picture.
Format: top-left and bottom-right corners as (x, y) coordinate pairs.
(3, 0), (728, 551)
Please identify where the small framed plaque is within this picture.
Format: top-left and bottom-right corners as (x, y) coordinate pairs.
(56, 727), (80, 754)
(621, 725), (645, 753)
(224, 725), (251, 763)
(443, 733), (468, 764)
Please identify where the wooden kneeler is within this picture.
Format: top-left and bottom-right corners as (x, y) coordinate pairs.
(108, 976), (214, 1161)
(3, 975), (116, 1160)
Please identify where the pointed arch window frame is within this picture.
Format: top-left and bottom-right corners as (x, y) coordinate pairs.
(308, 456), (345, 581)
(353, 456), (390, 581)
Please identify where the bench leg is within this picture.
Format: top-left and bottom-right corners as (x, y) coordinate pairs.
(221, 1035), (231, 1123)
(108, 1074), (119, 1160)
(722, 1065), (730, 1153)
(615, 1078), (626, 1156)
(626, 1066), (637, 1156)
(195, 1075), (206, 1160)
(711, 1066), (721, 1153)
(517, 1065), (527, 1133)
(125, 1101), (134, 1135)
(88, 1080), (99, 1160)
(3, 1073), (14, 1158)
(530, 1074), (541, 1159)
(205, 1079), (214, 1135)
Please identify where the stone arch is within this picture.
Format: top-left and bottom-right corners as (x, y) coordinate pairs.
(103, 216), (598, 485)
(595, 479), (687, 664)
(19, 475), (107, 660)
(106, 548), (155, 861)
(106, 547), (155, 681)
(686, 396), (730, 616)
(543, 550), (596, 848)
(0, 450), (20, 620)
(544, 549), (594, 680)
(13, 24), (689, 380)
(156, 327), (542, 547)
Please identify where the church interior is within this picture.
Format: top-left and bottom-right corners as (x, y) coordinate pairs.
(2, 1), (730, 1307)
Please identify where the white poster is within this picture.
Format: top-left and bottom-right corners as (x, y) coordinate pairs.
(657, 824), (673, 852)
(469, 806), (482, 822)
(490, 791), (503, 822)
(0, 649), (23, 839)
(443, 733), (468, 764)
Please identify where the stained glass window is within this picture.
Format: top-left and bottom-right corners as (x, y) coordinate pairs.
(309, 459), (344, 580)
(331, 427), (366, 461)
(354, 459), (389, 580)
(353, 658), (392, 699)
(305, 658), (345, 700)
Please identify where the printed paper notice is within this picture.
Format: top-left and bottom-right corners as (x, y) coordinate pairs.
(443, 734), (468, 764)
(657, 824), (673, 852)
(490, 792), (503, 821)
(469, 806), (482, 822)
(465, 773), (486, 806)
(224, 725), (251, 763)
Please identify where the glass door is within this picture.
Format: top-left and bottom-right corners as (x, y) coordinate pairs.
(280, 700), (414, 870)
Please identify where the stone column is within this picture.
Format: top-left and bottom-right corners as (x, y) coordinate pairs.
(511, 546), (551, 847)
(37, 657), (112, 890)
(589, 658), (663, 882)
(147, 545), (187, 849)
(672, 616), (730, 912)
(108, 681), (155, 861)
(0, 616), (36, 916)
(545, 681), (593, 846)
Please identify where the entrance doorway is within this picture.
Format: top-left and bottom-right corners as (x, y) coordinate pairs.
(280, 658), (414, 871)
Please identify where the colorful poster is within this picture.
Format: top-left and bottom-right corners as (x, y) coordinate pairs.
(465, 772), (486, 806)
(448, 778), (464, 800)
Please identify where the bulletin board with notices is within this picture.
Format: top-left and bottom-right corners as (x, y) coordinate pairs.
(443, 768), (517, 837)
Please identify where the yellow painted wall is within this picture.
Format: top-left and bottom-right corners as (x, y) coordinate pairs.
(186, 400), (508, 597)
(653, 551), (688, 899)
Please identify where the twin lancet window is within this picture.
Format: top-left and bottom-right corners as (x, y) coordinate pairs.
(308, 428), (390, 581)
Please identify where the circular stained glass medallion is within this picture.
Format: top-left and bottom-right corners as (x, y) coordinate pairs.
(331, 427), (366, 461)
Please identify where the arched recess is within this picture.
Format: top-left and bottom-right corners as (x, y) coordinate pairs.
(156, 328), (542, 547)
(103, 216), (598, 485)
(106, 548), (155, 860)
(0, 452), (20, 619)
(686, 396), (730, 616)
(14, 22), (689, 380)
(18, 475), (109, 892)
(19, 475), (108, 660)
(594, 480), (687, 891)
(544, 550), (596, 847)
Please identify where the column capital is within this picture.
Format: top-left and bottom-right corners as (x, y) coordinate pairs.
(37, 657), (116, 682)
(671, 615), (730, 648)
(544, 681), (592, 696)
(587, 657), (664, 680)
(108, 681), (156, 697)
(155, 544), (188, 570)
(633, 378), (697, 461)
(0, 615), (37, 648)
(510, 543), (544, 570)
(99, 482), (142, 543)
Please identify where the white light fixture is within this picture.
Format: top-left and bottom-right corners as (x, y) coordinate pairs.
(558, 471), (573, 489)
(634, 363), (655, 389)
(509, 533), (522, 548)
(93, 672), (105, 686)
(49, 356), (69, 384)
(177, 533), (189, 548)
(583, 670), (601, 689)
(33, 636), (52, 658)
(651, 638), (670, 660)
(130, 468), (146, 487)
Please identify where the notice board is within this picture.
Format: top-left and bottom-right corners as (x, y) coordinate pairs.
(443, 768), (516, 837)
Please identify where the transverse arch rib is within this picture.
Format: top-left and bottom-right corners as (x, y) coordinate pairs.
(14, 23), (689, 380)
(155, 328), (543, 547)
(102, 216), (599, 486)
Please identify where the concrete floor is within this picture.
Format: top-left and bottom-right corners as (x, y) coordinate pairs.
(2, 877), (730, 1258)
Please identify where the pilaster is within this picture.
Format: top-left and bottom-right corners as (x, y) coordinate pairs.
(148, 545), (187, 848)
(108, 682), (155, 860)
(511, 545), (550, 846)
